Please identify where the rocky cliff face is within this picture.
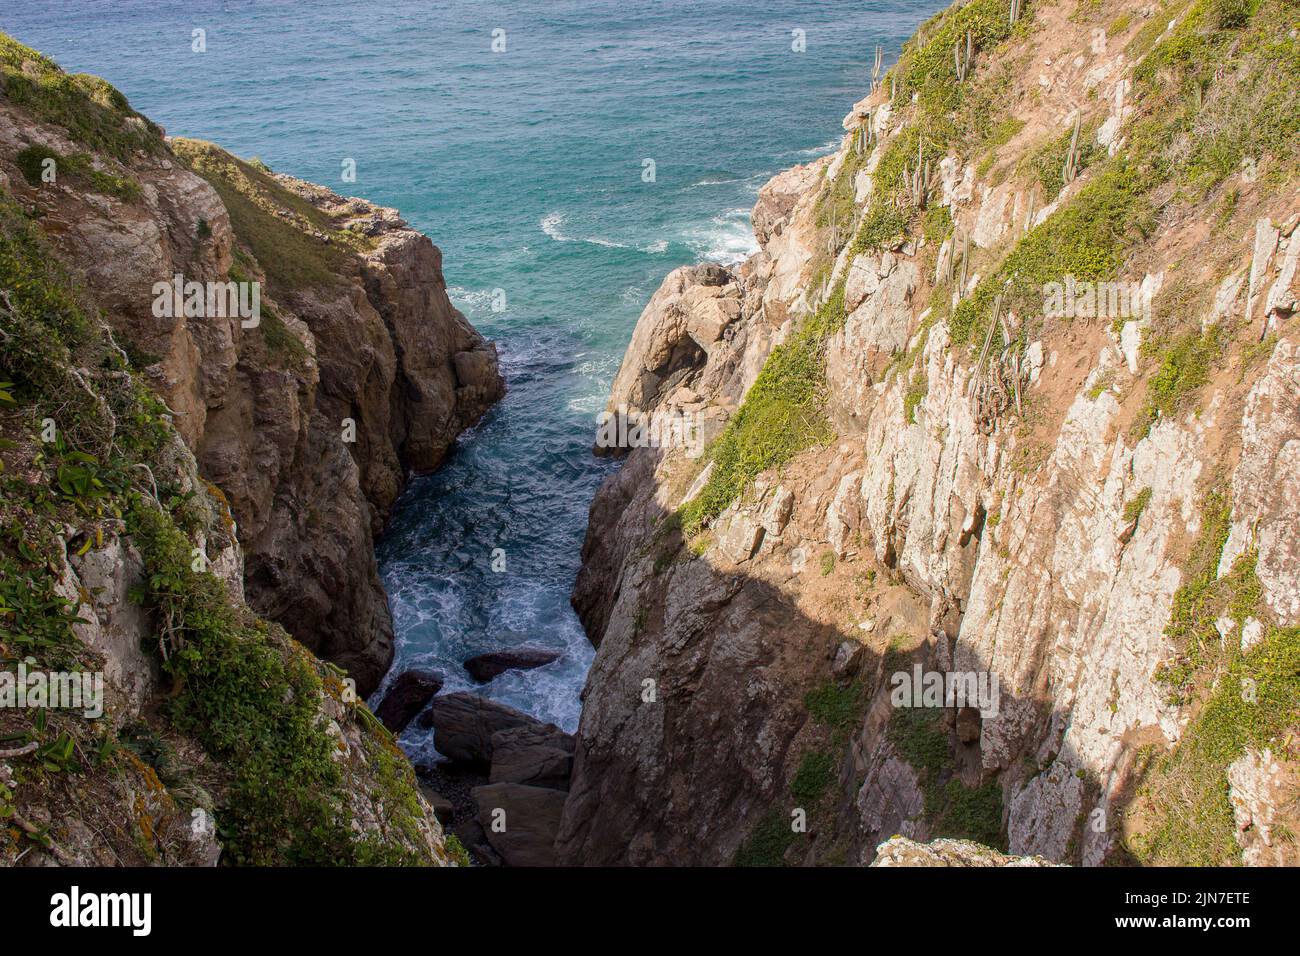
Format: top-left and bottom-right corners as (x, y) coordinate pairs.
(0, 33), (497, 864)
(0, 99), (502, 695)
(562, 0), (1300, 866)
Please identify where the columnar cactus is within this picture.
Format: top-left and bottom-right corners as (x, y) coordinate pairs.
(1062, 113), (1082, 186)
(954, 30), (973, 83)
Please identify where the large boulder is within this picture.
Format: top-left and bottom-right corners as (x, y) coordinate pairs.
(471, 783), (568, 867)
(374, 669), (444, 734)
(489, 724), (575, 791)
(463, 647), (561, 683)
(416, 692), (536, 769)
(871, 837), (1062, 867)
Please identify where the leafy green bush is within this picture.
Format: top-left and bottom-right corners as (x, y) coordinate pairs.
(1138, 325), (1224, 433)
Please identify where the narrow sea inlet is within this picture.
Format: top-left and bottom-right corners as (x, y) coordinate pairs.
(4, 0), (941, 746)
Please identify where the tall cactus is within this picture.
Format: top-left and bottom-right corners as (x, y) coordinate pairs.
(901, 138), (932, 210)
(954, 30), (973, 83)
(1009, 0), (1022, 26)
(1062, 113), (1082, 186)
(856, 115), (874, 156)
(871, 44), (884, 94)
(959, 230), (970, 297)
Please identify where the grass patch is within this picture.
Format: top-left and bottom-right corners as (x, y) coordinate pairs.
(804, 680), (862, 738)
(733, 810), (800, 866)
(1135, 624), (1299, 865)
(888, 708), (1006, 847)
(171, 138), (352, 291)
(1137, 325), (1225, 434)
(0, 32), (163, 159)
(1025, 118), (1102, 201)
(678, 287), (838, 533)
(850, 202), (911, 256)
(1131, 487), (1297, 866)
(15, 144), (141, 202)
(888, 707), (950, 777)
(903, 372), (929, 424)
(1123, 486), (1153, 525)
(790, 750), (835, 803)
(950, 163), (1152, 348)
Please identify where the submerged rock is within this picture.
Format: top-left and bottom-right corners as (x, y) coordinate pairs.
(463, 647), (561, 683)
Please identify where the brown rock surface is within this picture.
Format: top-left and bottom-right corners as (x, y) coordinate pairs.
(0, 109), (503, 697)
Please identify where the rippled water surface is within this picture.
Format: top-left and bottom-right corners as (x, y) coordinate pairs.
(3, 0), (942, 743)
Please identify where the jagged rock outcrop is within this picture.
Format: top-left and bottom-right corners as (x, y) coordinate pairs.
(0, 33), (482, 866)
(562, 0), (1300, 867)
(0, 98), (502, 697)
(870, 836), (1060, 867)
(463, 647), (561, 683)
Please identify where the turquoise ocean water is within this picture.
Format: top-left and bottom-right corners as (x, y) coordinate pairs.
(2, 0), (940, 750)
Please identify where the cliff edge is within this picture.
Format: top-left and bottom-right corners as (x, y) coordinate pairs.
(0, 33), (500, 864)
(562, 0), (1300, 866)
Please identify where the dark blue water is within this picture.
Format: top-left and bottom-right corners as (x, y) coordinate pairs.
(3, 0), (941, 745)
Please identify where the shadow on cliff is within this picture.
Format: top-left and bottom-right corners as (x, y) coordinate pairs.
(549, 447), (1120, 868)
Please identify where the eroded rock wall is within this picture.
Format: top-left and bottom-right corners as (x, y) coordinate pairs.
(0, 108), (503, 696)
(562, 0), (1300, 866)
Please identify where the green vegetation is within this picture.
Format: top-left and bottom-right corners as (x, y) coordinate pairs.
(1153, 494), (1248, 700)
(228, 264), (308, 364)
(0, 32), (163, 159)
(850, 202), (911, 256)
(815, 144), (866, 233)
(171, 138), (356, 290)
(675, 0), (1039, 529)
(1123, 486), (1154, 525)
(888, 706), (949, 776)
(903, 372), (929, 424)
(15, 144), (141, 202)
(1137, 325), (1224, 433)
(1107, 12), (1134, 35)
(983, 116), (1026, 153)
(790, 750), (835, 802)
(0, 192), (436, 866)
(733, 810), (800, 867)
(1026, 119), (1101, 201)
(892, 0), (1029, 129)
(920, 203), (954, 247)
(804, 680), (863, 739)
(888, 708), (1006, 847)
(1134, 493), (1298, 865)
(1137, 623), (1298, 865)
(950, 164), (1151, 348)
(678, 287), (838, 534)
(262, 310), (309, 357)
(128, 504), (367, 865)
(444, 832), (473, 867)
(1134, 0), (1300, 193)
